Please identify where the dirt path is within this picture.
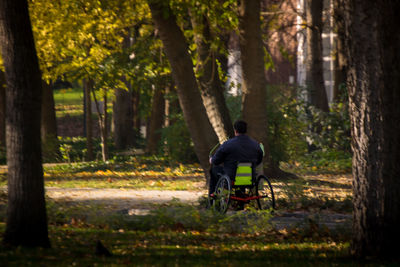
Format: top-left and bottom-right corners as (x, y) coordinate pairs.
(45, 187), (205, 208)
(42, 187), (351, 231)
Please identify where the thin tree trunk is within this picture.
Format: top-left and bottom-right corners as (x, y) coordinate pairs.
(132, 87), (141, 141)
(41, 80), (59, 161)
(0, 70), (5, 147)
(84, 79), (94, 161)
(344, 0), (400, 259)
(148, 0), (219, 177)
(190, 12), (234, 142)
(0, 0), (50, 247)
(92, 88), (109, 161)
(101, 93), (109, 161)
(146, 78), (166, 154)
(305, 0), (329, 112)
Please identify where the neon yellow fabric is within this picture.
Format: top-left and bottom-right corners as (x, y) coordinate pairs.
(235, 163), (252, 185)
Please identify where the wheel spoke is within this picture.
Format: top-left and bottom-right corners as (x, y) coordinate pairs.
(213, 175), (231, 214)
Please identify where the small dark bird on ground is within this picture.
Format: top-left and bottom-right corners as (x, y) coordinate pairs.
(95, 240), (113, 257)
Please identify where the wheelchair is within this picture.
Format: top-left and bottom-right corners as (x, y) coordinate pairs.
(209, 162), (275, 214)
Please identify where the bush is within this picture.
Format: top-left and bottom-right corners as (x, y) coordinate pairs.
(264, 85), (351, 170)
(160, 113), (197, 163)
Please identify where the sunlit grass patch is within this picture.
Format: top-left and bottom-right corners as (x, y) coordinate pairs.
(43, 160), (205, 190)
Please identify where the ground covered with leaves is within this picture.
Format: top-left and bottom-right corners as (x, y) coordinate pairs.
(1, 158), (394, 266)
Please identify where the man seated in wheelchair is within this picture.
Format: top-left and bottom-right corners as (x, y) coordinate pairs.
(209, 120), (263, 201)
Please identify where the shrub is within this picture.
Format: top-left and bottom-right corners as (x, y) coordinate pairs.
(160, 113), (197, 163)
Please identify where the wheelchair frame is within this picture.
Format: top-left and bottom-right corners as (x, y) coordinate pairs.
(210, 172), (275, 214)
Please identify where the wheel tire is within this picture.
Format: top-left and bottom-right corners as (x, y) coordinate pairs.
(213, 175), (231, 214)
(256, 175), (275, 210)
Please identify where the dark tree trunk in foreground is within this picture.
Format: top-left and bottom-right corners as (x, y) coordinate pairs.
(305, 0), (329, 112)
(0, 70), (5, 147)
(41, 81), (59, 161)
(84, 79), (94, 161)
(146, 78), (166, 154)
(0, 0), (50, 247)
(190, 12), (234, 142)
(344, 0), (400, 259)
(148, 0), (219, 176)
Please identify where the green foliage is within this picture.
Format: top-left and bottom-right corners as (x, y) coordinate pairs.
(58, 137), (114, 162)
(225, 94), (242, 122)
(263, 85), (351, 173)
(296, 149), (352, 173)
(160, 114), (197, 163)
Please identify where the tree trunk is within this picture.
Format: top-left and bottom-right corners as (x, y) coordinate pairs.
(113, 32), (135, 150)
(0, 70), (5, 147)
(148, 0), (219, 176)
(238, 0), (274, 176)
(344, 0), (400, 259)
(101, 93), (109, 161)
(132, 87), (141, 141)
(41, 80), (59, 161)
(305, 0), (329, 112)
(0, 0), (50, 247)
(332, 0), (347, 102)
(190, 12), (234, 142)
(146, 78), (166, 154)
(84, 79), (94, 161)
(113, 82), (134, 150)
(93, 89), (109, 161)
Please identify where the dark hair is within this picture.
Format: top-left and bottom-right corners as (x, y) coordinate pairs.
(234, 120), (247, 134)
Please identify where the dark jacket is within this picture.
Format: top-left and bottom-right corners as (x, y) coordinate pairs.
(211, 134), (263, 179)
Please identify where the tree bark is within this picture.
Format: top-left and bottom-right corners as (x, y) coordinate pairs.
(148, 0), (219, 176)
(333, 0), (347, 102)
(305, 0), (329, 112)
(344, 0), (400, 259)
(132, 86), (141, 141)
(0, 0), (50, 247)
(113, 82), (134, 150)
(238, 0), (277, 177)
(92, 89), (109, 161)
(0, 70), (5, 147)
(84, 79), (94, 161)
(146, 78), (166, 154)
(113, 33), (135, 150)
(41, 80), (59, 161)
(190, 12), (234, 142)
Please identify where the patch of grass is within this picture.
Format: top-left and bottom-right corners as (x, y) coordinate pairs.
(272, 174), (352, 213)
(41, 159), (205, 190)
(282, 150), (352, 175)
(54, 88), (83, 106)
(0, 221), (357, 266)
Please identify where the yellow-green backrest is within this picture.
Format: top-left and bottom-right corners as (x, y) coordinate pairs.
(235, 163), (253, 186)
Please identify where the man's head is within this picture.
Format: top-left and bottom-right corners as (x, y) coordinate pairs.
(234, 120), (247, 135)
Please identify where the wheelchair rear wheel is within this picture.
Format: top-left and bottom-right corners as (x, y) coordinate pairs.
(256, 175), (275, 210)
(213, 175), (231, 214)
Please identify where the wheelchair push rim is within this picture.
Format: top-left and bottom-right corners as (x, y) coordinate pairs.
(256, 175), (275, 210)
(212, 175), (231, 214)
